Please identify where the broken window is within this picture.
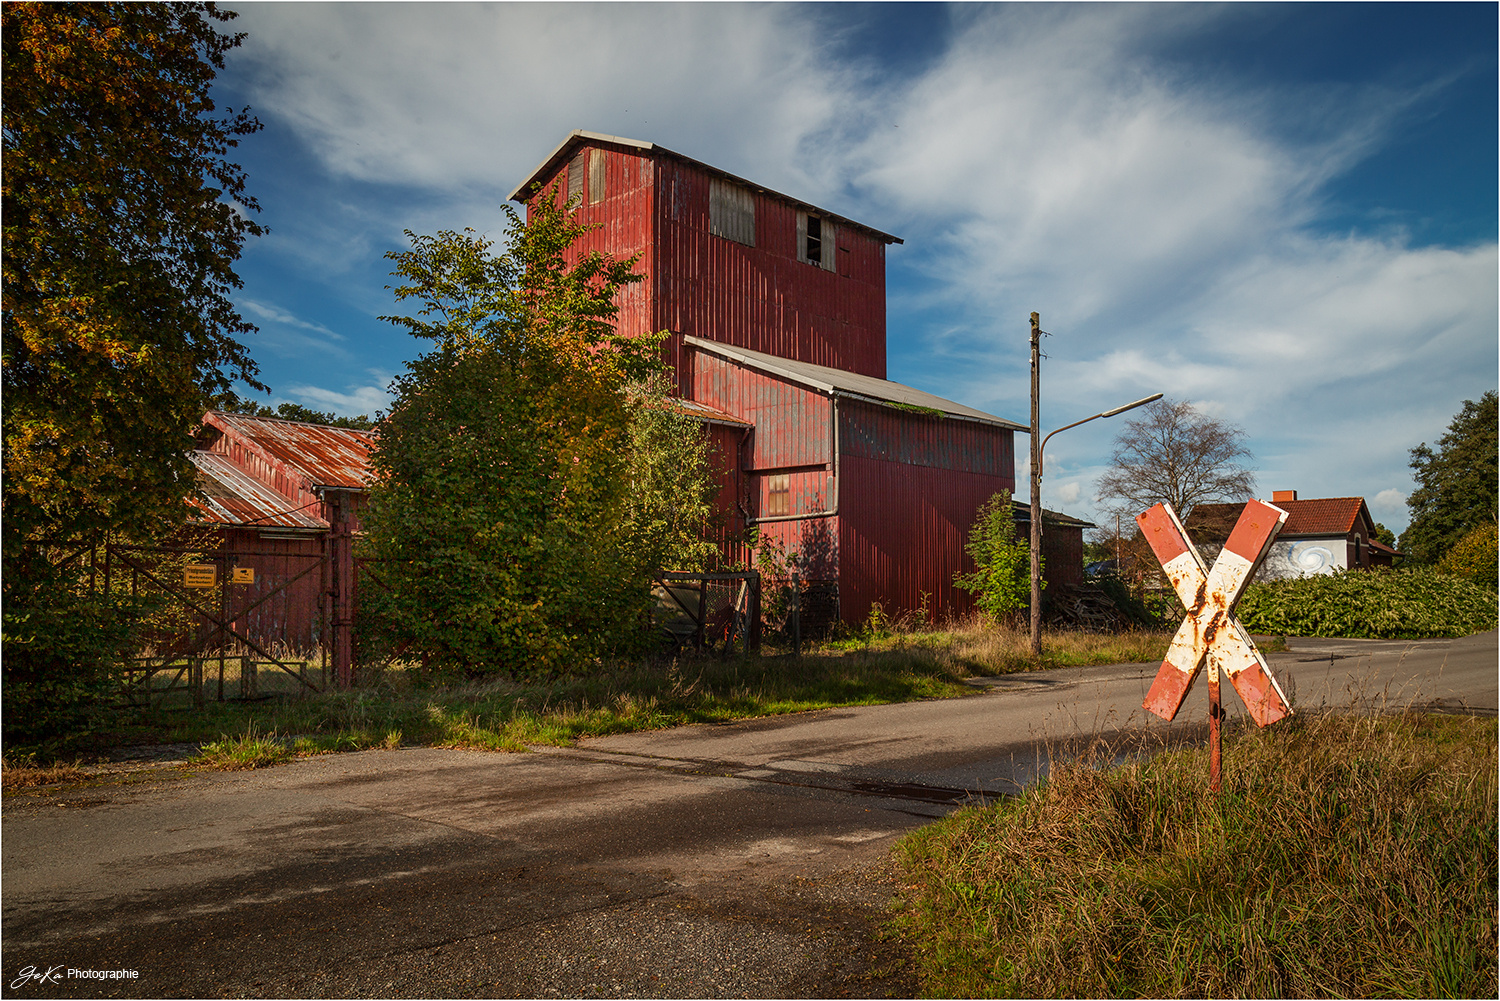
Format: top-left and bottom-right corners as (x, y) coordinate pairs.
(709, 178), (755, 246)
(796, 211), (836, 271)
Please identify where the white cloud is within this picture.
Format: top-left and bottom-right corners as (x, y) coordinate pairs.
(1372, 489), (1408, 519)
(240, 298), (345, 340)
(285, 379), (393, 418)
(225, 4), (1493, 540)
(232, 3), (851, 198)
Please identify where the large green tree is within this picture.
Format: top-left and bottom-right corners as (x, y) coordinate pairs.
(1400, 391), (1498, 564)
(3, 2), (263, 744)
(361, 195), (709, 678)
(2, 1), (264, 548)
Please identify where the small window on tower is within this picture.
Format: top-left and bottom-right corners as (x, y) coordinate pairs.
(797, 211), (837, 271)
(568, 150), (585, 203)
(766, 474), (791, 517)
(709, 178), (755, 246)
(588, 149), (606, 203)
(567, 149), (605, 205)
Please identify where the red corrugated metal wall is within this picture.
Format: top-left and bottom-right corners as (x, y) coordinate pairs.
(838, 457), (1013, 625)
(836, 399), (1016, 624)
(692, 352), (831, 470)
(523, 141), (890, 390)
(655, 159), (887, 387)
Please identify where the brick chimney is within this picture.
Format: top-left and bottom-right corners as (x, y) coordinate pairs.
(1272, 490), (1298, 502)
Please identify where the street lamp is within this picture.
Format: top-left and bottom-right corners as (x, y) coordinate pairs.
(1028, 312), (1160, 657)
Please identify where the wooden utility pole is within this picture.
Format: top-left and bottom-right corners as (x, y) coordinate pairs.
(1029, 312), (1043, 658)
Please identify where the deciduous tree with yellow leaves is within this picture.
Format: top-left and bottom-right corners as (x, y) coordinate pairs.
(3, 2), (263, 742)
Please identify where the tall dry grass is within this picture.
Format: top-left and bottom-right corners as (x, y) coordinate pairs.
(892, 709), (1499, 998)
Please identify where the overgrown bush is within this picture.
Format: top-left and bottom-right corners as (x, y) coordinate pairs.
(1236, 566), (1497, 639)
(360, 192), (710, 679)
(955, 491), (1036, 625)
(1, 553), (145, 747)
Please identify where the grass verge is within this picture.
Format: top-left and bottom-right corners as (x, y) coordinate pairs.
(56, 623), (1170, 765)
(890, 710), (1499, 998)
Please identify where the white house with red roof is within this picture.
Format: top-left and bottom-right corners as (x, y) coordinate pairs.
(1188, 490), (1399, 580)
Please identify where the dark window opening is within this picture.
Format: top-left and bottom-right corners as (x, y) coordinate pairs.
(805, 215), (822, 265)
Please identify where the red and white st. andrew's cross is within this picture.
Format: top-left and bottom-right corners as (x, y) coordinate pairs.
(1136, 499), (1293, 727)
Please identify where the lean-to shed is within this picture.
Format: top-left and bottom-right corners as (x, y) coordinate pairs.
(188, 411), (373, 664)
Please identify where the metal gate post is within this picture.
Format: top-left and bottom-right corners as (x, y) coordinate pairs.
(327, 490), (356, 689)
(748, 571), (761, 655)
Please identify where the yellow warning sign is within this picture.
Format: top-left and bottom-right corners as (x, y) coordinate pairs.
(232, 566), (255, 585)
(183, 564), (217, 589)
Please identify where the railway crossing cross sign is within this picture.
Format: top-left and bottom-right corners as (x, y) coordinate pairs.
(1137, 499), (1294, 788)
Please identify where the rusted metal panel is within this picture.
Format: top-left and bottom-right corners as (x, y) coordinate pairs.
(188, 451), (327, 530)
(837, 455), (1015, 625)
(203, 412), (374, 496)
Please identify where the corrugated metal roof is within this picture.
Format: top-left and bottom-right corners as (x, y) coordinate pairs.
(684, 335), (1026, 431)
(1013, 505), (1097, 529)
(204, 412), (375, 490)
(188, 451), (328, 530)
(509, 130), (904, 246)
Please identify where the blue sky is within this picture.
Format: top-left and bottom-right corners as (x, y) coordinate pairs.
(213, 2), (1497, 536)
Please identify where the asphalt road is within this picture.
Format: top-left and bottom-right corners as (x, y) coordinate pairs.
(3, 631), (1494, 999)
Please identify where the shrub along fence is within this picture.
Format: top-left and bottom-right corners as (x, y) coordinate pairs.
(1236, 566), (1497, 639)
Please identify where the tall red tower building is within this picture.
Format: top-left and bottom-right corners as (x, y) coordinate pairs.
(511, 131), (1029, 624)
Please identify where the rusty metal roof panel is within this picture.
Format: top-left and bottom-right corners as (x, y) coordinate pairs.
(664, 396), (755, 428)
(204, 412), (375, 490)
(188, 451), (328, 529)
(685, 335), (1026, 431)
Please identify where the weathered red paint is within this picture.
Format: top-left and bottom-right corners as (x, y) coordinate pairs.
(516, 134), (899, 390)
(1143, 655), (1200, 721)
(1139, 502), (1292, 728)
(190, 412), (375, 686)
(1137, 503), (1191, 565)
(1224, 498), (1283, 562)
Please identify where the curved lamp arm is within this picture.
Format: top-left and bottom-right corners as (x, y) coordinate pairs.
(1038, 393), (1162, 480)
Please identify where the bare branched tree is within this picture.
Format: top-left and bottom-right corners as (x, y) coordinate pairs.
(1095, 398), (1255, 517)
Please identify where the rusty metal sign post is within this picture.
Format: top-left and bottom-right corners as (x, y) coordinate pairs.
(1137, 499), (1294, 791)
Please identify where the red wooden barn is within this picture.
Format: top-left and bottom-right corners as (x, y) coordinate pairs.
(511, 130), (1066, 624)
(188, 411), (372, 673)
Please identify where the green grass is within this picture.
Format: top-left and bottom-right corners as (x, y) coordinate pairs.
(187, 726), (294, 770)
(889, 710), (1499, 998)
(47, 622), (1171, 764)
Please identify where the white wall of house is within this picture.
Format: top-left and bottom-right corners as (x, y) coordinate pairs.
(1259, 537), (1349, 579)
